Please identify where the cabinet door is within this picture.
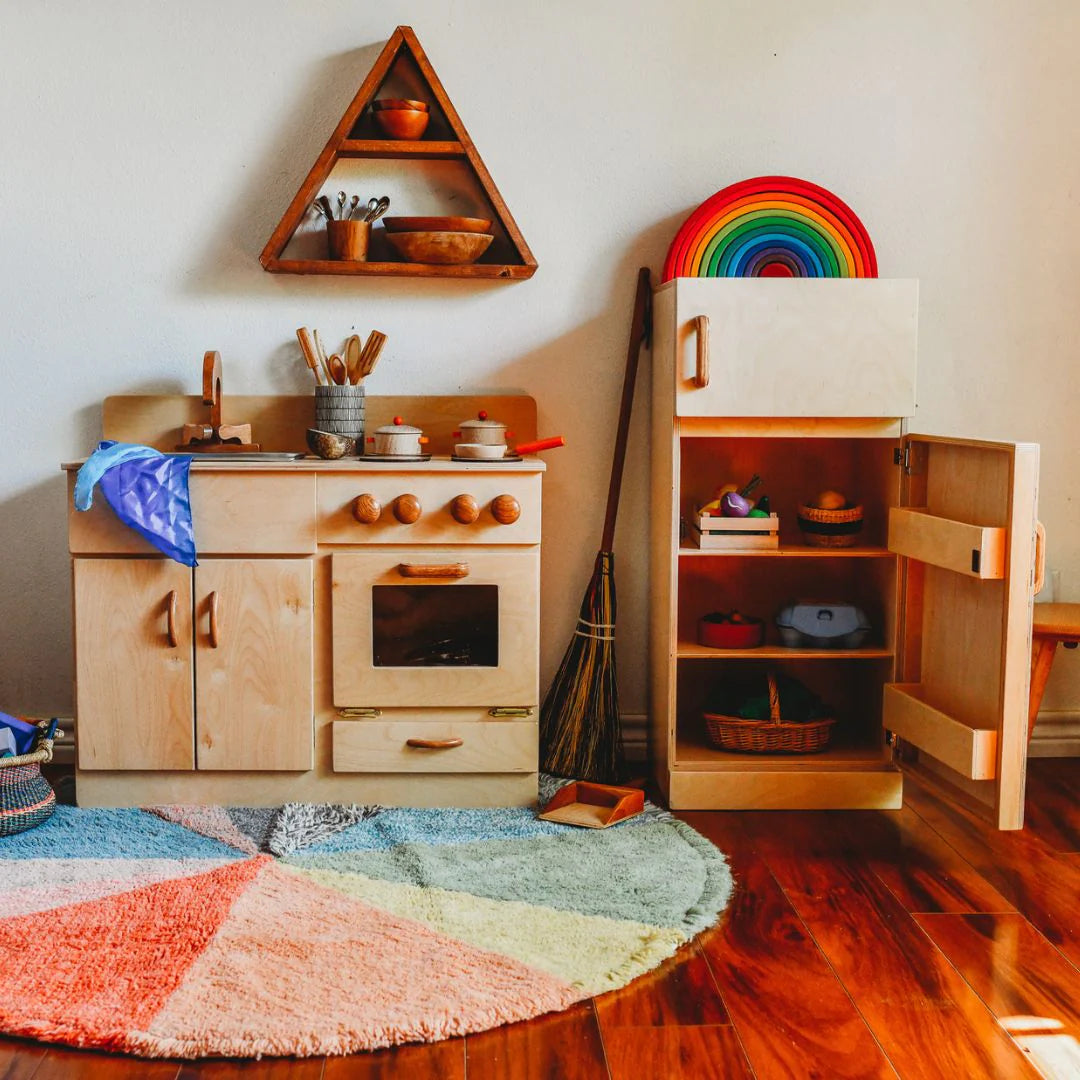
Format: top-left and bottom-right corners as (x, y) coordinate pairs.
(883, 435), (1039, 829)
(665, 278), (918, 418)
(194, 559), (313, 771)
(74, 559), (194, 770)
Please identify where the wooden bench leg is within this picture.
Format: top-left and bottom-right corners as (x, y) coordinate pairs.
(1029, 636), (1059, 742)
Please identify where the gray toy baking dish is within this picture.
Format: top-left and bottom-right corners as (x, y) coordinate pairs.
(775, 602), (871, 649)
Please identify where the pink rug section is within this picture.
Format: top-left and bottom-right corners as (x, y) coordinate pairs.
(128, 862), (580, 1058)
(146, 805), (261, 855)
(0, 857), (268, 1051)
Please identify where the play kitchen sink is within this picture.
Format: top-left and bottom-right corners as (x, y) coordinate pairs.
(64, 393), (548, 809)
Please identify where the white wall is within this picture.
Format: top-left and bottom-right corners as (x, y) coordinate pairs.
(2, 0), (1079, 725)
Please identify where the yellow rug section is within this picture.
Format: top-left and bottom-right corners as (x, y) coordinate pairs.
(286, 864), (688, 997)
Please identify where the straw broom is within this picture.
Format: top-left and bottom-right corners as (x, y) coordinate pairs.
(540, 268), (652, 782)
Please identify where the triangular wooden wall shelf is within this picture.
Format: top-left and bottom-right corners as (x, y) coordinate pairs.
(260, 26), (537, 280)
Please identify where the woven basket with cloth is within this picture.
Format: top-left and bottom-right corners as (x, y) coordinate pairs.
(704, 673), (834, 754)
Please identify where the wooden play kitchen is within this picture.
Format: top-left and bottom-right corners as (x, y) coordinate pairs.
(648, 276), (1042, 829)
(64, 393), (549, 808)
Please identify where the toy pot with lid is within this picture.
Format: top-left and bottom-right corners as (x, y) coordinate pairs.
(454, 410), (512, 447)
(369, 417), (428, 456)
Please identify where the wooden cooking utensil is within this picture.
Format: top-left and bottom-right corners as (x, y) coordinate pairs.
(328, 354), (348, 385)
(359, 330), (387, 378)
(296, 327), (326, 385)
(313, 329), (333, 383)
(345, 334), (363, 384)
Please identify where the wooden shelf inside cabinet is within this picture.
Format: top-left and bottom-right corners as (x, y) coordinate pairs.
(260, 26), (537, 280)
(677, 641), (893, 660)
(674, 734), (891, 771)
(679, 542), (894, 558)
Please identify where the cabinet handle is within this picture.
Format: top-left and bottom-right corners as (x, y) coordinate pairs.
(406, 737), (464, 750)
(166, 590), (179, 648)
(1034, 520), (1046, 595)
(397, 562), (470, 579)
(208, 590), (220, 648)
(693, 314), (710, 388)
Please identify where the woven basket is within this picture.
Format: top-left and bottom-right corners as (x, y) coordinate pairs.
(704, 673), (835, 754)
(0, 721), (60, 837)
(797, 503), (864, 548)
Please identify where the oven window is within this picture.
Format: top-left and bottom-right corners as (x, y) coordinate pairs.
(371, 585), (499, 667)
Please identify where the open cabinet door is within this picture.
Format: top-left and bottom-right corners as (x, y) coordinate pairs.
(883, 435), (1039, 829)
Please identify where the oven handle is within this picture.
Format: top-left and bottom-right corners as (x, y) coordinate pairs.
(397, 562), (470, 579)
(406, 737), (464, 750)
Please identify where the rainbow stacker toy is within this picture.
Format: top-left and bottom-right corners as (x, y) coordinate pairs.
(662, 175), (877, 281)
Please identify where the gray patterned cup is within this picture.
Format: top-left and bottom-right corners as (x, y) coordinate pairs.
(314, 384), (365, 443)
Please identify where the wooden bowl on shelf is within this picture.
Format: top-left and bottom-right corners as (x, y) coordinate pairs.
(382, 216), (493, 234)
(372, 98), (429, 112)
(385, 230), (494, 265)
(374, 108), (430, 140)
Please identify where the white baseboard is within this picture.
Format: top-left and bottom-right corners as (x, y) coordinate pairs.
(1030, 711), (1080, 758)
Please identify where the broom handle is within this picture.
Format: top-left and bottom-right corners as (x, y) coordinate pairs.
(601, 267), (652, 552)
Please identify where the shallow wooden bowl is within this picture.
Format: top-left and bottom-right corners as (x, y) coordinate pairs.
(385, 230), (494, 265)
(372, 98), (429, 112)
(373, 108), (430, 140)
(306, 428), (357, 459)
(382, 216), (493, 234)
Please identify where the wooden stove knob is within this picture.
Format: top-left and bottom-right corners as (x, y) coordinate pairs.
(490, 494), (521, 525)
(450, 494), (480, 524)
(393, 493), (422, 524)
(352, 493), (381, 524)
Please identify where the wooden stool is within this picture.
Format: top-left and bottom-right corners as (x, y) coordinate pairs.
(1029, 603), (1080, 742)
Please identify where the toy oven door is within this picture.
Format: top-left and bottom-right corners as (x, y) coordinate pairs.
(330, 550), (539, 708)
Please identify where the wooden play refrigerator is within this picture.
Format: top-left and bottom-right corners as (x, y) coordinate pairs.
(649, 279), (1040, 829)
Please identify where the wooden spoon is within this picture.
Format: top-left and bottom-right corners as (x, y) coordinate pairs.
(345, 335), (363, 384)
(328, 354), (348, 385)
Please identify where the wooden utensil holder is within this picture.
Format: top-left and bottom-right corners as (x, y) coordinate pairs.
(327, 219), (371, 261)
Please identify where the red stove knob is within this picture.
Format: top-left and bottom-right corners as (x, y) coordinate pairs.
(393, 493), (422, 524)
(451, 494), (480, 524)
(490, 494), (520, 525)
(352, 493), (381, 524)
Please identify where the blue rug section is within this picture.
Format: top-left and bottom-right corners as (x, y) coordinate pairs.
(0, 806), (247, 861)
(296, 806), (574, 855)
(294, 799), (671, 856)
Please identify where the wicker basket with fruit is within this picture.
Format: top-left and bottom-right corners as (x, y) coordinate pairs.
(797, 489), (864, 548)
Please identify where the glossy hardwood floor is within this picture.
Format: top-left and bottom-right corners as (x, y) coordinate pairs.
(2, 759), (1077, 1079)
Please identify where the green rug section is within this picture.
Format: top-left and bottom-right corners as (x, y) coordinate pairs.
(285, 820), (732, 936)
(286, 865), (688, 997)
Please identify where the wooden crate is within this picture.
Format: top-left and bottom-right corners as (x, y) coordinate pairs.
(691, 511), (779, 550)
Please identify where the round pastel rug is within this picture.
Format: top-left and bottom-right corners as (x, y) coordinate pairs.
(0, 780), (732, 1058)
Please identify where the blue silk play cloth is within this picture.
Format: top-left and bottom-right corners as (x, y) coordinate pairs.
(74, 441), (196, 566)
